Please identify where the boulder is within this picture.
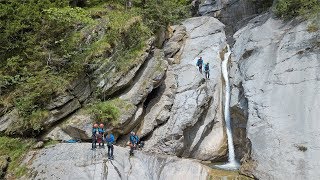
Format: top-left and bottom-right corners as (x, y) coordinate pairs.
(32, 141), (44, 149)
(230, 13), (320, 179)
(45, 109), (93, 141)
(45, 126), (73, 141)
(163, 41), (181, 58)
(163, 25), (186, 58)
(0, 109), (19, 133)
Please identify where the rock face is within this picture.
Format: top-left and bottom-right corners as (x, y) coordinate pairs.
(120, 49), (168, 105)
(0, 109), (19, 133)
(22, 143), (211, 180)
(44, 17), (229, 163)
(44, 49), (168, 141)
(230, 13), (320, 179)
(142, 16), (228, 161)
(95, 38), (155, 98)
(198, 0), (272, 43)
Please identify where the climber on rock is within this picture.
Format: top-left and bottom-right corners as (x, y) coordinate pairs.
(204, 62), (210, 79)
(98, 123), (105, 148)
(105, 133), (115, 160)
(196, 57), (204, 74)
(91, 123), (99, 150)
(129, 131), (139, 156)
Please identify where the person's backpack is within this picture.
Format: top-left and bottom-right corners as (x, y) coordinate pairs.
(205, 64), (209, 71)
(130, 135), (139, 144)
(98, 128), (104, 134)
(106, 134), (114, 146)
(197, 59), (201, 66)
(134, 135), (139, 144)
(92, 128), (98, 135)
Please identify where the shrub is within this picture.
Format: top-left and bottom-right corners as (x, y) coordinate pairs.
(14, 69), (67, 117)
(139, 0), (190, 32)
(0, 0), (69, 61)
(274, 0), (320, 19)
(88, 100), (121, 125)
(44, 7), (94, 31)
(111, 17), (151, 72)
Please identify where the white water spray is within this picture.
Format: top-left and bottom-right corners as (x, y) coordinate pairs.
(216, 45), (240, 170)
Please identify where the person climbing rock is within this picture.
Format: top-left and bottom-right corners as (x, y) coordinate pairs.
(105, 133), (115, 160)
(129, 131), (139, 156)
(98, 123), (105, 148)
(91, 123), (99, 150)
(204, 62), (210, 79)
(196, 57), (204, 74)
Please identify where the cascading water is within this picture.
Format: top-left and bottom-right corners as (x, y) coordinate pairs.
(216, 45), (240, 170)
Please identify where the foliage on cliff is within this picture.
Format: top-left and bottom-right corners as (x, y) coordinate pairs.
(274, 0), (320, 19)
(0, 137), (34, 178)
(0, 0), (189, 135)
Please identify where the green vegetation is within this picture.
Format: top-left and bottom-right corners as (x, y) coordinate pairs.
(274, 0), (320, 19)
(0, 137), (34, 178)
(274, 0), (320, 34)
(295, 144), (308, 152)
(88, 100), (121, 126)
(88, 98), (135, 126)
(139, 0), (190, 32)
(0, 0), (189, 136)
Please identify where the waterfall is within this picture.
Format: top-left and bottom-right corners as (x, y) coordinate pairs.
(216, 45), (240, 170)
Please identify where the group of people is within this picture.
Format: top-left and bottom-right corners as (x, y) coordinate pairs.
(196, 57), (210, 79)
(92, 123), (143, 159)
(92, 123), (115, 159)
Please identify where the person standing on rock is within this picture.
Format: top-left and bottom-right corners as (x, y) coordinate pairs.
(105, 133), (115, 160)
(91, 123), (99, 150)
(204, 63), (210, 79)
(196, 57), (204, 74)
(98, 124), (105, 148)
(129, 131), (139, 156)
